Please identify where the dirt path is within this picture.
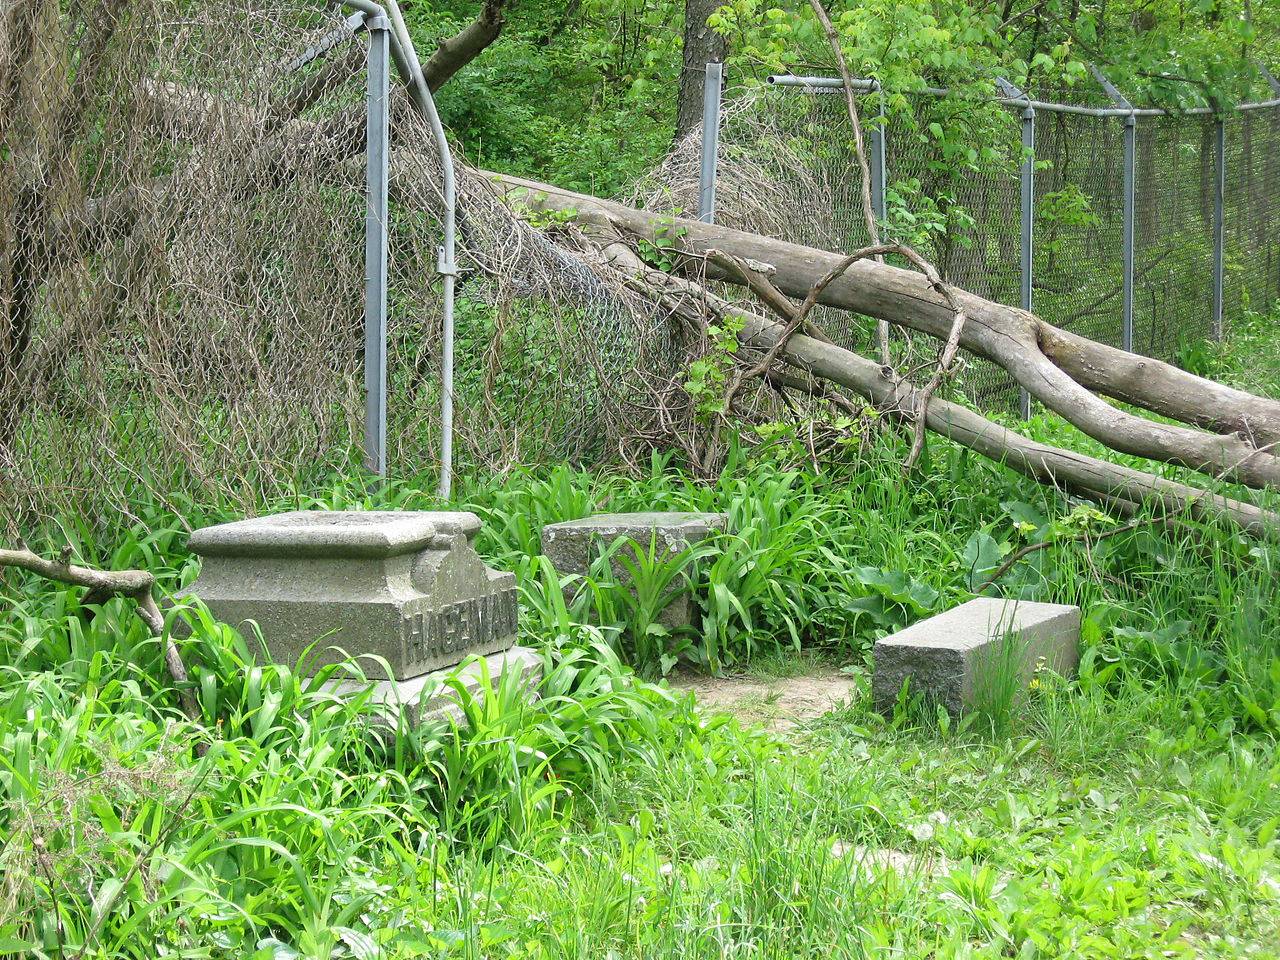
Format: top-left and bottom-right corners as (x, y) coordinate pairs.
(670, 665), (861, 731)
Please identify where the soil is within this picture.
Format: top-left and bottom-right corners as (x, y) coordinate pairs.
(669, 664), (861, 731)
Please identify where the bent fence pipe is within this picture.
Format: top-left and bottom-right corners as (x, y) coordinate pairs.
(344, 0), (458, 498)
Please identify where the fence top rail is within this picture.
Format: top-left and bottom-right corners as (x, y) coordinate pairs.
(764, 74), (1280, 117)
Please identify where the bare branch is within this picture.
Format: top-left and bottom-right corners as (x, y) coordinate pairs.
(807, 0), (892, 366)
(807, 0), (976, 469)
(0, 546), (199, 720)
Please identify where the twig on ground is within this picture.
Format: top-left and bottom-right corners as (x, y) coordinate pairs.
(0, 545), (199, 721)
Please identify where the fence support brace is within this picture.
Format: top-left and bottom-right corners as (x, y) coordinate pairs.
(343, 0), (459, 497)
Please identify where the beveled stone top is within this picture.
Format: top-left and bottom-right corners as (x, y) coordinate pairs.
(188, 510), (482, 559)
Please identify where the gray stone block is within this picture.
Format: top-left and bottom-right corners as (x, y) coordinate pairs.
(331, 645), (543, 731)
(872, 597), (1080, 716)
(179, 511), (518, 680)
(540, 512), (727, 628)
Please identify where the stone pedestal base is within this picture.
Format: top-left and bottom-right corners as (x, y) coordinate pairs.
(179, 511), (519, 680)
(332, 646), (543, 730)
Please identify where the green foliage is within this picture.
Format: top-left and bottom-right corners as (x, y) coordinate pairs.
(682, 312), (744, 421)
(411, 0), (679, 194)
(883, 177), (977, 252)
(5, 2), (1280, 952)
(5, 369), (1280, 952)
(0, 580), (704, 953)
(1038, 183), (1102, 267)
(714, 1), (1276, 108)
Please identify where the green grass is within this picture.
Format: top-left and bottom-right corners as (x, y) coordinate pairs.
(2, 314), (1279, 957)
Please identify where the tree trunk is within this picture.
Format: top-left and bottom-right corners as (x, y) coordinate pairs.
(97, 77), (1280, 539)
(489, 172), (1280, 481)
(673, 0), (727, 143)
(118, 80), (1280, 483)
(591, 231), (1280, 539)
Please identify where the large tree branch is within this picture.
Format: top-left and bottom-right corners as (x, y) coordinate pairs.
(590, 232), (1279, 539)
(0, 546), (199, 719)
(116, 80), (1280, 492)
(422, 0), (509, 92)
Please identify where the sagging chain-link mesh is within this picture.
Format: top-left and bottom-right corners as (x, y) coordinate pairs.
(1, 0), (683, 541)
(387, 107), (684, 475)
(690, 79), (1280, 414)
(1, 1), (369, 539)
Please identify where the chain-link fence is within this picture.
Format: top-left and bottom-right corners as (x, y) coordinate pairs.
(1, 0), (679, 541)
(1, 2), (371, 538)
(703, 70), (1280, 413)
(6, 2), (1277, 541)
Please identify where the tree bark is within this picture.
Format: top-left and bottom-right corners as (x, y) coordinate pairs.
(590, 233), (1280, 539)
(86, 77), (1280, 532)
(422, 0), (510, 92)
(673, 0), (727, 143)
(0, 547), (200, 719)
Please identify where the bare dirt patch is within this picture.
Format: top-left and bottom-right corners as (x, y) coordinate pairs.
(670, 665), (861, 731)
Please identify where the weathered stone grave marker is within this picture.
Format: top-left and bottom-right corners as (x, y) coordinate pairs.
(540, 512), (727, 627)
(180, 510), (537, 725)
(872, 597), (1080, 716)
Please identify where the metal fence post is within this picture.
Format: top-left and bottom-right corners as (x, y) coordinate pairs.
(1019, 107), (1036, 417)
(698, 61), (724, 224)
(1019, 106), (1035, 316)
(869, 82), (887, 223)
(1092, 66), (1138, 353)
(362, 14), (390, 476)
(1121, 113), (1137, 353)
(1212, 111), (1226, 341)
(998, 78), (1036, 418)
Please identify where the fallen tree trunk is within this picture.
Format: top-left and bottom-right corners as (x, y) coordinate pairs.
(131, 69), (1280, 487)
(490, 173), (1280, 484)
(593, 235), (1280, 540)
(761, 321), (1280, 540)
